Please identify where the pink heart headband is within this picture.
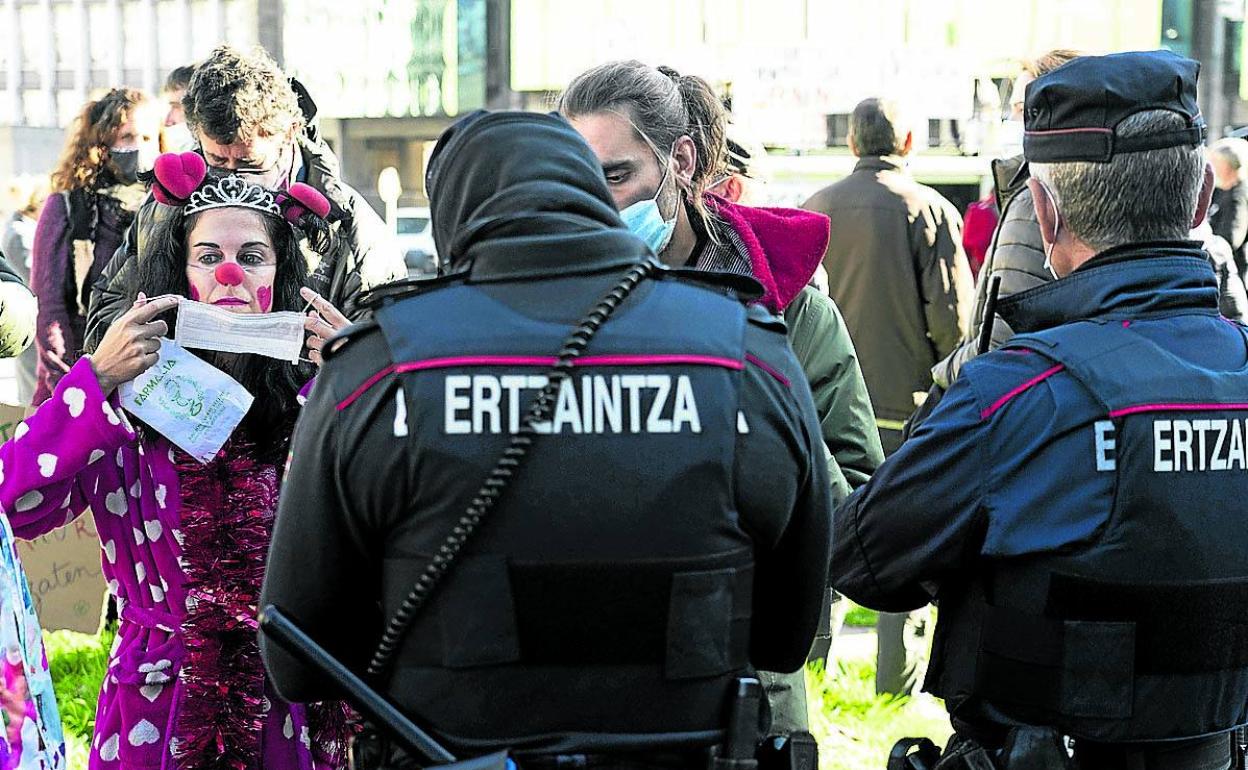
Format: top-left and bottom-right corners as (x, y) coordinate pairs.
(151, 152), (330, 225)
(275, 183), (332, 223)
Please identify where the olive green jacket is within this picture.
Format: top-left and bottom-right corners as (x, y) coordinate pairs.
(783, 285), (884, 502)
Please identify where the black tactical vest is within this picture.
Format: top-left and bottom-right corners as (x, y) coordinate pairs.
(369, 273), (758, 748)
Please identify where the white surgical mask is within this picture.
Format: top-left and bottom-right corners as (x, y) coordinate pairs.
(163, 122), (197, 153)
(119, 338), (254, 464)
(174, 299), (305, 363)
(999, 119), (1025, 157)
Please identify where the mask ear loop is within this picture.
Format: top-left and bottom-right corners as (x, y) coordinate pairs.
(1038, 179), (1063, 278)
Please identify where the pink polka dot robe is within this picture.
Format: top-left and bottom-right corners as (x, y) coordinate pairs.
(0, 359), (340, 770)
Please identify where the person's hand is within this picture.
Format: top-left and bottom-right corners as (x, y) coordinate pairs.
(89, 293), (180, 395)
(301, 287), (350, 367)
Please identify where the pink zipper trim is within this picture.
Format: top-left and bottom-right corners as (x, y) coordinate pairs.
(979, 364), (1065, 420)
(1109, 403), (1248, 418)
(336, 353), (745, 411)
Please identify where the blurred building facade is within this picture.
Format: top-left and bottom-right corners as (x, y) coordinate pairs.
(2, 0), (1247, 208)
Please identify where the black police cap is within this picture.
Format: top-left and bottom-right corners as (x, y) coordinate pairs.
(1023, 50), (1206, 163)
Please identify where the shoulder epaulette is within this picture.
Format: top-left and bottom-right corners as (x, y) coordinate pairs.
(323, 317), (381, 361)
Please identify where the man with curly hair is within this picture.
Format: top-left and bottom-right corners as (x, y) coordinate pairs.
(84, 45), (405, 350)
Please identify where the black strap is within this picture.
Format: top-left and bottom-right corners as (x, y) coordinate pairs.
(889, 737), (941, 770)
(365, 258), (657, 678)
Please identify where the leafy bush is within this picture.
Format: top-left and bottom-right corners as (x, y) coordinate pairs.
(45, 628), (114, 770)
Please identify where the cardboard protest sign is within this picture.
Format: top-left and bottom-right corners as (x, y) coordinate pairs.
(0, 402), (106, 633)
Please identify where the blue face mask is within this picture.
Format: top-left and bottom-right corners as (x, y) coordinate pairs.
(620, 158), (677, 255)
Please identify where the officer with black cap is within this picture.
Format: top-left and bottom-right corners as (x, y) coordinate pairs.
(832, 50), (1248, 770)
(259, 110), (833, 769)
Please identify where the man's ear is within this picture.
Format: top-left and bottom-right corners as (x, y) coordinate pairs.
(1193, 161), (1215, 228)
(848, 132), (858, 157)
(1028, 177), (1059, 245)
(900, 130), (914, 157)
(672, 135), (697, 188)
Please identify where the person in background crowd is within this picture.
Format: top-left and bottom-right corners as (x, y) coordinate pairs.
(161, 63), (197, 153)
(559, 60), (883, 737)
(1193, 219), (1248, 322)
(706, 131), (763, 204)
(85, 44), (404, 352)
(30, 88), (161, 404)
(1209, 137), (1248, 287)
(1, 153), (353, 770)
(802, 96), (973, 697)
(834, 50), (1248, 770)
(2, 175), (50, 403)
(930, 50), (1082, 393)
(961, 182), (997, 279)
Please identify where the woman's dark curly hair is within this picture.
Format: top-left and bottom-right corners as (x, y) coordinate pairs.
(133, 199), (336, 457)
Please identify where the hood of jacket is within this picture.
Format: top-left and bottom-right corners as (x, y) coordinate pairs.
(425, 110), (649, 280)
(705, 194), (829, 312)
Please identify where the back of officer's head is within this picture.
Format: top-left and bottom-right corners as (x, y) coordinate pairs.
(425, 110), (627, 270)
(1024, 51), (1207, 252)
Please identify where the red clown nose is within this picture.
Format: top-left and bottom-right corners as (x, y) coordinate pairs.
(214, 263), (246, 286)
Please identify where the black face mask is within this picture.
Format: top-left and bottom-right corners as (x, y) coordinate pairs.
(109, 148), (141, 185)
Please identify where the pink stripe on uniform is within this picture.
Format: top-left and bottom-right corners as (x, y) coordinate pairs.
(335, 353), (746, 411)
(336, 365), (397, 411)
(979, 364), (1065, 420)
(394, 355), (558, 372)
(578, 354), (744, 369)
(745, 353), (790, 387)
(1109, 403), (1248, 418)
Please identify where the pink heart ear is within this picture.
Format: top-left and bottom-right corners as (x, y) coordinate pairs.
(152, 152), (207, 205)
(285, 182), (331, 219)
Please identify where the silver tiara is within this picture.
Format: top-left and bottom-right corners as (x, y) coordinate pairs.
(184, 175), (280, 216)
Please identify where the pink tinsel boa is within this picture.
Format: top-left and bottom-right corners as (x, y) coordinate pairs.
(172, 437), (354, 769)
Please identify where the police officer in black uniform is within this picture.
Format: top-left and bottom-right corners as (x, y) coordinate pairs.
(831, 52), (1248, 770)
(260, 111), (832, 769)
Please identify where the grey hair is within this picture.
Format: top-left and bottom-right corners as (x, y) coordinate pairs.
(849, 98), (907, 157)
(1210, 137), (1248, 176)
(1030, 110), (1204, 251)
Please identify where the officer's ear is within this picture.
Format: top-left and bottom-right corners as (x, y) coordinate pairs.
(1193, 160), (1216, 229)
(1028, 177), (1059, 246)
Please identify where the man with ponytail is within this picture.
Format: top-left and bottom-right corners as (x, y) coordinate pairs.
(560, 60), (882, 742)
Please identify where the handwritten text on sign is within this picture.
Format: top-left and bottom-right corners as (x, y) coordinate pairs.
(0, 403), (106, 633)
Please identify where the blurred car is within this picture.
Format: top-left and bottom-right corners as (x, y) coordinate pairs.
(397, 206), (438, 275)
